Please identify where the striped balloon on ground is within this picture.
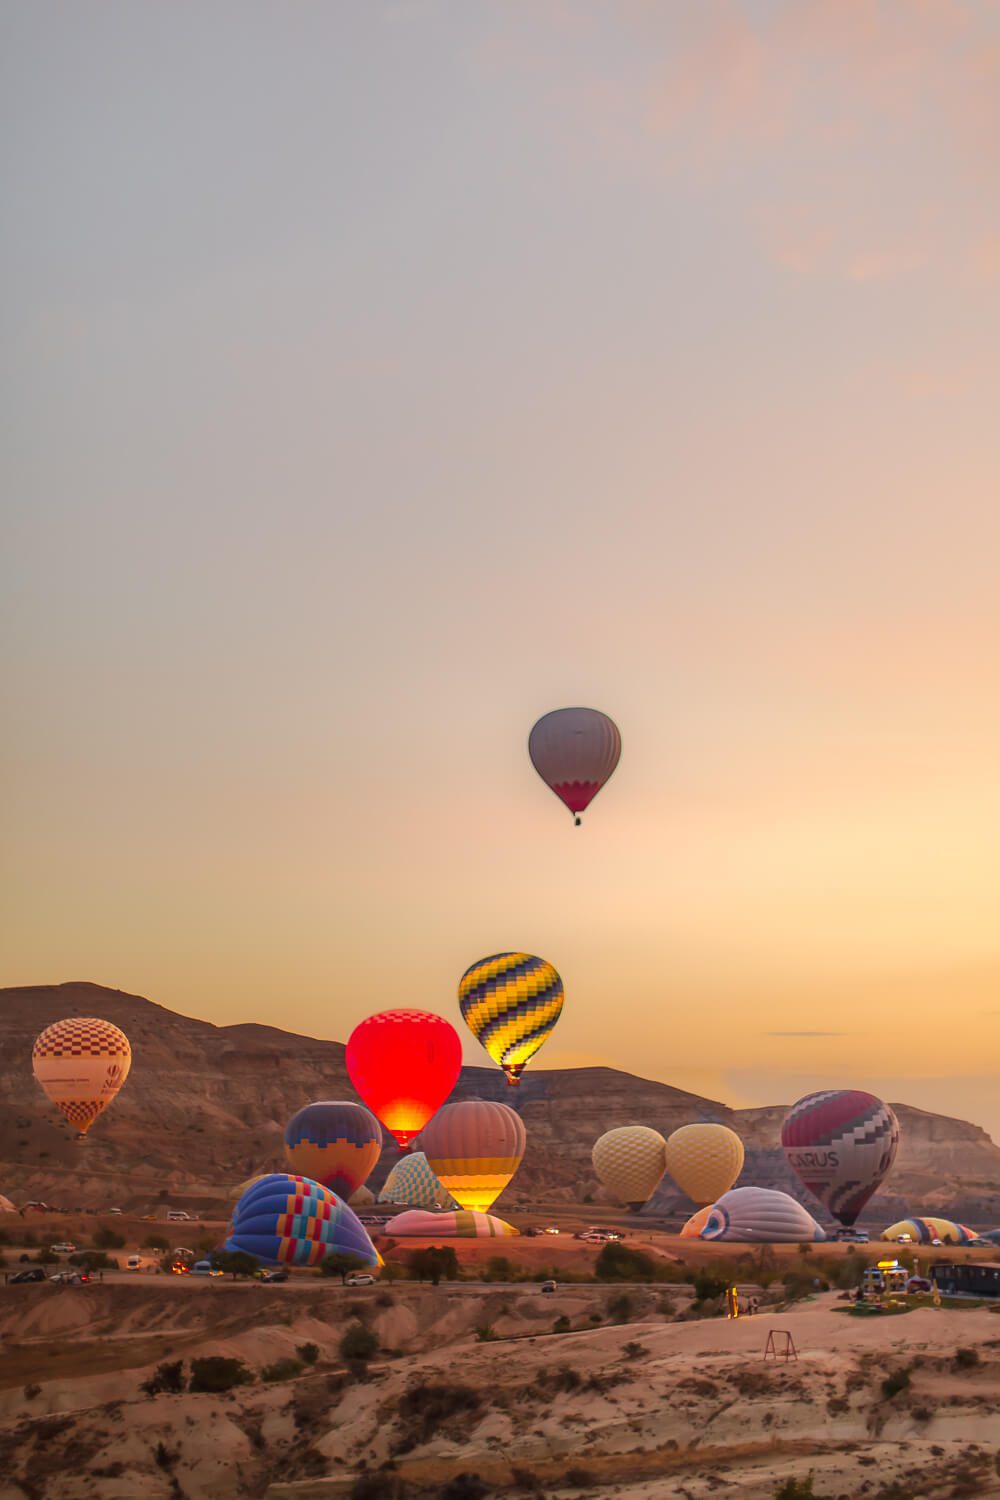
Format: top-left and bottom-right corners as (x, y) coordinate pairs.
(32, 1017), (132, 1136)
(459, 953), (564, 1086)
(418, 1100), (526, 1213)
(881, 1218), (975, 1246)
(592, 1126), (667, 1211)
(284, 1101), (382, 1201)
(664, 1123), (744, 1206)
(384, 1209), (519, 1238)
(781, 1090), (899, 1227)
(700, 1187), (826, 1243)
(226, 1173), (380, 1269)
(379, 1152), (455, 1210)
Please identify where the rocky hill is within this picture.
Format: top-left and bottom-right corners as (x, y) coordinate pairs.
(3, 981), (1000, 1225)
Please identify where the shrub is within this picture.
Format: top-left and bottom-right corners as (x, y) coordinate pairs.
(350, 1477), (409, 1500)
(622, 1340), (647, 1360)
(396, 1382), (481, 1445)
(566, 1471), (595, 1488)
(693, 1274), (727, 1302)
(474, 1323), (496, 1342)
(408, 1246), (459, 1285)
(296, 1343), (320, 1365)
(554, 1364), (581, 1392)
(188, 1357), (253, 1393)
(93, 1228), (125, 1250)
(23, 1383), (41, 1400)
(774, 1477), (814, 1499)
(340, 1323), (378, 1365)
(34, 1248), (59, 1265)
(881, 1368), (911, 1399)
(141, 1361), (186, 1397)
(154, 1442), (177, 1471)
(608, 1292), (635, 1323)
(484, 1256), (513, 1282)
(262, 1358), (304, 1382)
(954, 1347), (980, 1369)
(595, 1241), (657, 1282)
(440, 1477), (490, 1500)
(142, 1234), (169, 1251)
(69, 1250), (118, 1271)
(552, 1315), (571, 1334)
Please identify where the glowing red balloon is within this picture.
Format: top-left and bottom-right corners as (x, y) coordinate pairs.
(346, 1009), (462, 1150)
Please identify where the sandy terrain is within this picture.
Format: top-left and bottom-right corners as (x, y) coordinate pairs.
(2, 1253), (1000, 1499)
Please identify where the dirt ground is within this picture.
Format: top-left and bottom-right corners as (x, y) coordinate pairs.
(3, 1216), (1000, 1498)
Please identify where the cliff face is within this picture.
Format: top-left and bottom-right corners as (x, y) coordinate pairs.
(3, 982), (1000, 1225)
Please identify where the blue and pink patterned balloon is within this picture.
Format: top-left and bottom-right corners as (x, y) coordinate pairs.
(226, 1173), (380, 1269)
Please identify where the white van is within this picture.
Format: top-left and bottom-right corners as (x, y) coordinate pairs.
(126, 1254), (142, 1271)
(167, 1210), (191, 1222)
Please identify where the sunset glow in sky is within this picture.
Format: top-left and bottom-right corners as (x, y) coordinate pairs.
(4, 4), (999, 1134)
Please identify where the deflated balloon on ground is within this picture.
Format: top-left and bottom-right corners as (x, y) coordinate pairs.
(226, 1173), (381, 1269)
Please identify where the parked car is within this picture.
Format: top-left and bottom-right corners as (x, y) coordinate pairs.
(540, 1280), (558, 1294)
(49, 1243), (77, 1254)
(907, 1276), (932, 1293)
(968, 1237), (992, 1248)
(10, 1268), (47, 1284)
(896, 1234), (913, 1244)
(48, 1271), (83, 1285)
(192, 1261), (224, 1277)
(108, 1208), (123, 1216)
(167, 1210), (191, 1222)
(834, 1229), (869, 1243)
(126, 1255), (143, 1270)
(542, 1226), (560, 1235)
(257, 1268), (289, 1284)
(345, 1273), (376, 1286)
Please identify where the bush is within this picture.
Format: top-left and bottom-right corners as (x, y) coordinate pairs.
(262, 1358), (304, 1382)
(69, 1250), (118, 1271)
(350, 1478), (409, 1500)
(595, 1241), (657, 1282)
(552, 1315), (571, 1334)
(881, 1368), (911, 1399)
(340, 1323), (378, 1364)
(93, 1228), (125, 1250)
(954, 1346), (980, 1369)
(142, 1234), (169, 1251)
(408, 1246), (459, 1285)
(693, 1274), (727, 1302)
(141, 1361), (186, 1397)
(34, 1248), (59, 1265)
(484, 1256), (513, 1282)
(296, 1343), (320, 1365)
(474, 1324), (496, 1342)
(188, 1357), (253, 1393)
(608, 1292), (635, 1323)
(440, 1478), (489, 1500)
(774, 1478), (814, 1499)
(622, 1340), (647, 1359)
(396, 1382), (481, 1445)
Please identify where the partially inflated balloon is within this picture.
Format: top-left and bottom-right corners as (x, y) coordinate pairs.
(781, 1090), (899, 1228)
(419, 1099), (526, 1212)
(284, 1101), (382, 1200)
(32, 1017), (131, 1136)
(379, 1152), (455, 1209)
(226, 1173), (380, 1268)
(592, 1126), (666, 1210)
(458, 953), (563, 1085)
(385, 1209), (518, 1238)
(881, 1218), (974, 1246)
(528, 707), (621, 825)
(700, 1187), (826, 1243)
(664, 1123), (744, 1206)
(346, 1010), (462, 1150)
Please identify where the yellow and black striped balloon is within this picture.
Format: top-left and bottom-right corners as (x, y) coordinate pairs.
(458, 952), (564, 1085)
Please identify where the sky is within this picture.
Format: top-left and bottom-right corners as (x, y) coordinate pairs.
(3, 2), (999, 1137)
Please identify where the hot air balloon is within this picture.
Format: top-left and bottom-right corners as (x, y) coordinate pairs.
(458, 953), (564, 1086)
(881, 1217), (975, 1246)
(664, 1123), (744, 1206)
(679, 1205), (712, 1238)
(32, 1017), (131, 1137)
(528, 707), (621, 825)
(781, 1090), (899, 1228)
(284, 1101), (382, 1201)
(226, 1173), (380, 1269)
(349, 1185), (376, 1208)
(700, 1187), (826, 1243)
(384, 1209), (518, 1238)
(379, 1152), (455, 1210)
(346, 1010), (462, 1151)
(418, 1099), (526, 1213)
(591, 1126), (666, 1211)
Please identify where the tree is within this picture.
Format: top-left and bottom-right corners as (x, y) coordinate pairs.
(595, 1241), (655, 1282)
(340, 1322), (378, 1371)
(409, 1246), (459, 1285)
(188, 1357), (253, 1393)
(319, 1252), (371, 1284)
(213, 1250), (259, 1280)
(94, 1227), (126, 1250)
(142, 1234), (169, 1251)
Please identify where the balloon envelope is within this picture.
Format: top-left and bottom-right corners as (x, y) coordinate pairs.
(664, 1123), (744, 1206)
(458, 952), (563, 1085)
(284, 1101), (382, 1201)
(592, 1126), (666, 1210)
(528, 707), (621, 822)
(881, 1218), (975, 1246)
(701, 1187), (826, 1243)
(419, 1099), (526, 1213)
(226, 1173), (380, 1268)
(384, 1209), (518, 1238)
(781, 1090), (899, 1227)
(32, 1017), (131, 1136)
(346, 1010), (462, 1150)
(379, 1152), (455, 1210)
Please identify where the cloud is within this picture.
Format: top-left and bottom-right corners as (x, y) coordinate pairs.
(766, 1030), (847, 1037)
